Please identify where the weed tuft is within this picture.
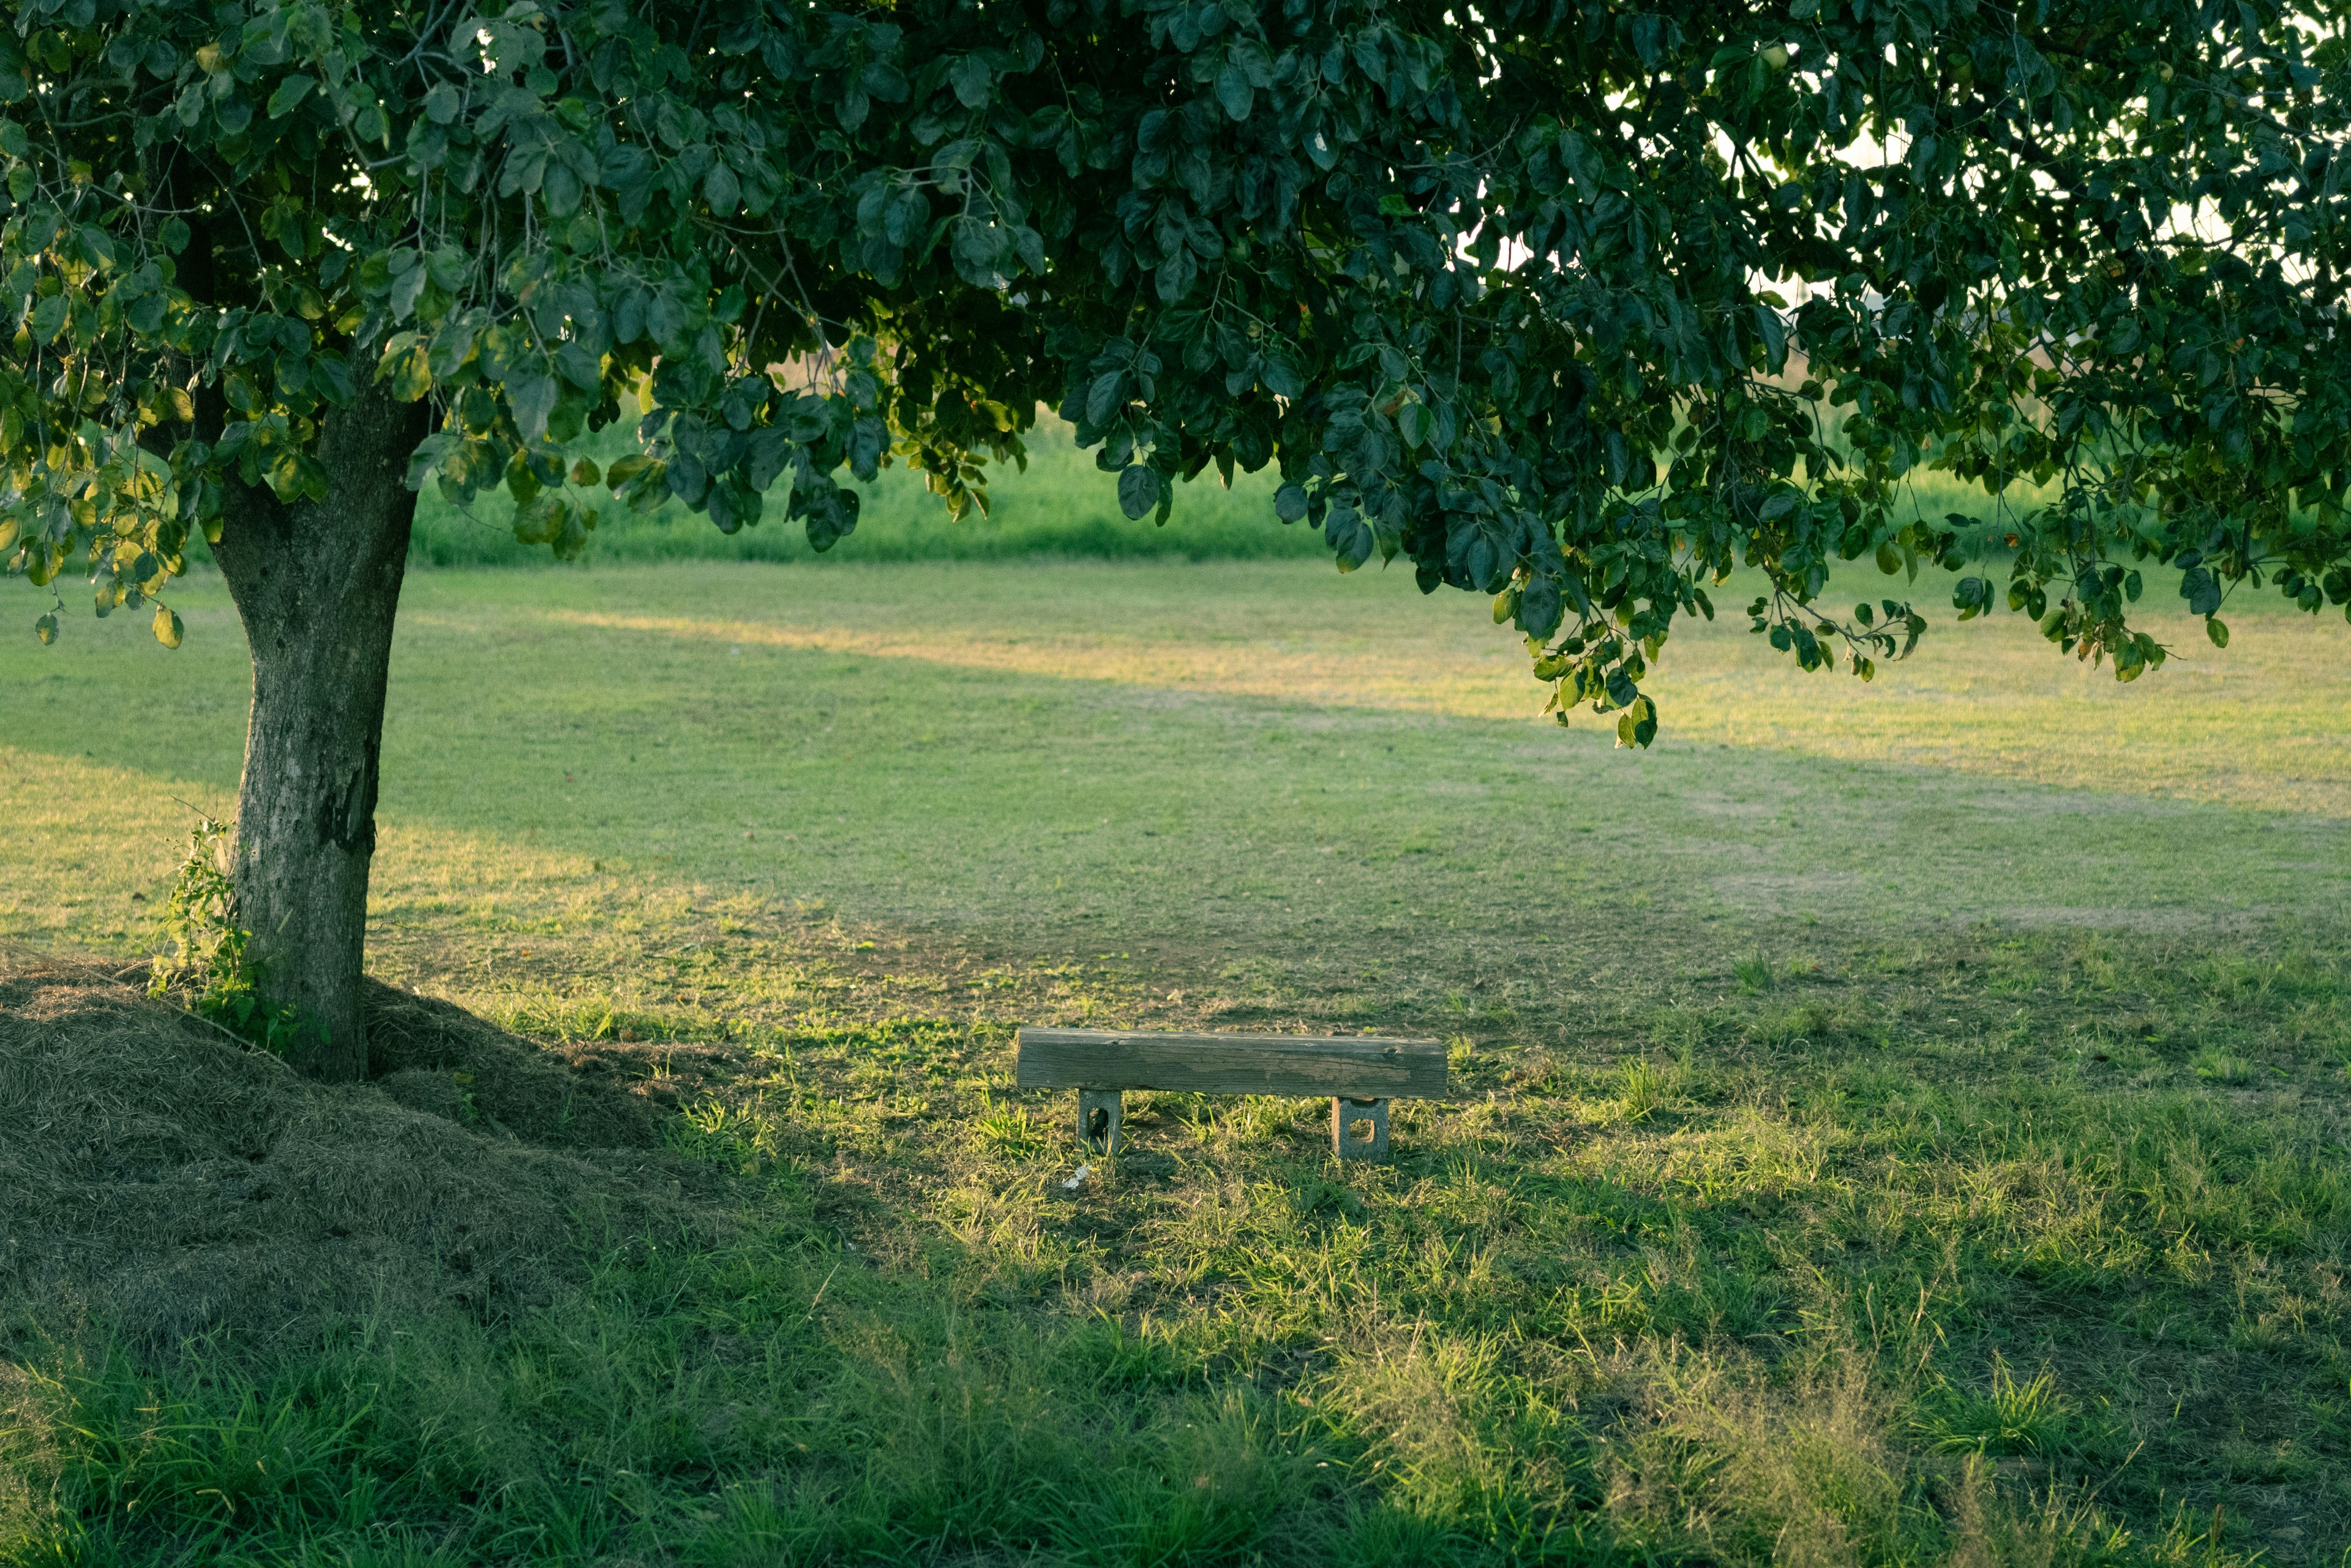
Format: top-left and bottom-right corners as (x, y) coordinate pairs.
(146, 817), (307, 1056)
(1614, 1056), (1683, 1123)
(971, 1101), (1051, 1159)
(1914, 1356), (2069, 1456)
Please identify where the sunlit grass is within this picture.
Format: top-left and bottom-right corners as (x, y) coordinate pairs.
(3, 547), (2349, 1564)
(387, 413), (2047, 569)
(408, 416), (1323, 567)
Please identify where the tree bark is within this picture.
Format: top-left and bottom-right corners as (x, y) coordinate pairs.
(209, 381), (429, 1082)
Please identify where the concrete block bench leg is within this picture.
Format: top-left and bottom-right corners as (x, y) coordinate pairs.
(1078, 1089), (1124, 1154)
(1332, 1097), (1389, 1161)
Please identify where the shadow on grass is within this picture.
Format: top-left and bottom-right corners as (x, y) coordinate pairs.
(6, 922), (2346, 1566)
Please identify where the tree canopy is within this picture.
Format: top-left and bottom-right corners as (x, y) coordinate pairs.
(7, 0), (2351, 742)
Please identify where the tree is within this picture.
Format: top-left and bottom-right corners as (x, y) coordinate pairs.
(6, 0), (2347, 1077)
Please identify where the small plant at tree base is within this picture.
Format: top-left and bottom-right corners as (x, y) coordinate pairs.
(148, 818), (309, 1057)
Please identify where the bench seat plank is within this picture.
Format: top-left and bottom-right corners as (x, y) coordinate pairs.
(1016, 1027), (1445, 1099)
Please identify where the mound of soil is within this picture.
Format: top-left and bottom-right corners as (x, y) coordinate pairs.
(0, 950), (718, 1348)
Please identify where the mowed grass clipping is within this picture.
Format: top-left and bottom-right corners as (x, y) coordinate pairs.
(2, 542), (2350, 1565)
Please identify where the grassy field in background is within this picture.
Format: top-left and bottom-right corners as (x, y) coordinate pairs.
(2, 549), (2350, 1566)
(378, 415), (2047, 569)
(403, 419), (1325, 568)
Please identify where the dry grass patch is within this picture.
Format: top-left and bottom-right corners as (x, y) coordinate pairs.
(0, 948), (712, 1349)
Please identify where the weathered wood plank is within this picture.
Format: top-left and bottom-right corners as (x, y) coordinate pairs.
(1016, 1027), (1447, 1098)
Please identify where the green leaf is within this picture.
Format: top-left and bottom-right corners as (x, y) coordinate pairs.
(378, 341), (432, 402)
(507, 374), (558, 442)
(848, 416), (887, 481)
(511, 493), (562, 545)
(1753, 304), (1787, 371)
(950, 216), (1006, 285)
(647, 290), (691, 351)
(506, 449), (542, 507)
(1215, 65), (1253, 121)
(947, 56), (992, 109)
(556, 338), (604, 389)
(266, 75), (314, 119)
(1155, 246), (1196, 302)
(1396, 401), (1435, 449)
(705, 161), (740, 217)
(390, 262), (427, 323)
(2206, 616), (2229, 648)
(1117, 464), (1161, 520)
(1518, 576), (1563, 637)
(265, 448), (312, 501)
(34, 613), (56, 645)
(28, 294), (67, 345)
(1086, 372), (1124, 428)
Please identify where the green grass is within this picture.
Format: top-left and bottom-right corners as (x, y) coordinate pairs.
(408, 418), (1327, 568)
(3, 530), (2350, 1564)
(375, 413), (2041, 569)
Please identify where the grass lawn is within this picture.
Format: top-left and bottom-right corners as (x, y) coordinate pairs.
(397, 415), (2045, 569)
(2, 544), (2350, 1566)
(398, 418), (1326, 568)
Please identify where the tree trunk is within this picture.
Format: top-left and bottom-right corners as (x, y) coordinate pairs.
(208, 381), (429, 1082)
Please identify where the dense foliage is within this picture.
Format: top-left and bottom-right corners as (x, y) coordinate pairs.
(5, 0), (2350, 739)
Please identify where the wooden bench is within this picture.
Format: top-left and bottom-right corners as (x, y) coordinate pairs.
(1014, 1027), (1447, 1161)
